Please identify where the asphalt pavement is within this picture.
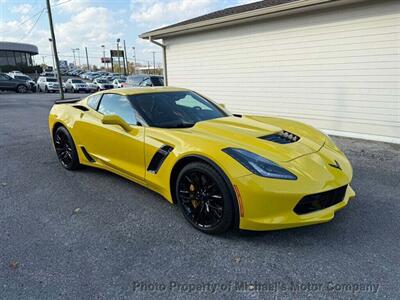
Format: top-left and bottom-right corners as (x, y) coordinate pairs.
(0, 92), (399, 299)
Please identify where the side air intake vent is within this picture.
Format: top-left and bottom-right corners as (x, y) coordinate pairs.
(147, 145), (174, 174)
(259, 131), (300, 144)
(73, 105), (89, 112)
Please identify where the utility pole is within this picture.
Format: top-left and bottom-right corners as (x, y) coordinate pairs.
(85, 47), (90, 71)
(123, 40), (128, 75)
(151, 51), (156, 74)
(46, 0), (64, 99)
(147, 61), (150, 74)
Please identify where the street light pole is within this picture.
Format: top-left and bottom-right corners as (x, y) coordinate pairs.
(71, 48), (76, 66)
(85, 47), (90, 71)
(116, 38), (121, 74)
(101, 45), (106, 69)
(123, 39), (128, 75)
(77, 48), (81, 67)
(152, 51), (156, 74)
(46, 0), (64, 99)
(48, 38), (56, 70)
(132, 46), (136, 74)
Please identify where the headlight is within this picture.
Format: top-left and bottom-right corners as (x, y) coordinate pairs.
(222, 148), (297, 180)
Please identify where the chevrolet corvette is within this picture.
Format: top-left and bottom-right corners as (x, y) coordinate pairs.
(49, 87), (355, 234)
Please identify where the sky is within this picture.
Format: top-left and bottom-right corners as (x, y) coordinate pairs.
(0, 0), (258, 67)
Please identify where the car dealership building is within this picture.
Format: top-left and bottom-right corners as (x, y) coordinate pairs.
(141, 0), (399, 143)
(0, 41), (38, 67)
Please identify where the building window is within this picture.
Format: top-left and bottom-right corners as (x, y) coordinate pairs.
(0, 51), (7, 66)
(5, 51), (16, 65)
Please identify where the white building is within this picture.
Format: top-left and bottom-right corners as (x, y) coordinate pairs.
(140, 0), (400, 144)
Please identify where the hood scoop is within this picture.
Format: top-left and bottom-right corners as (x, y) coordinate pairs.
(259, 130), (300, 144)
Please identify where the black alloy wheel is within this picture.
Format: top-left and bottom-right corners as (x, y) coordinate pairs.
(53, 126), (80, 170)
(176, 162), (234, 234)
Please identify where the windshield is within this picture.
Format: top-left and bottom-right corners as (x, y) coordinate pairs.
(151, 76), (164, 86)
(47, 78), (57, 82)
(71, 79), (84, 83)
(130, 91), (227, 128)
(97, 79), (108, 83)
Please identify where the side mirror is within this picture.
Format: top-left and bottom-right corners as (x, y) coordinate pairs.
(219, 103), (226, 109)
(102, 114), (132, 132)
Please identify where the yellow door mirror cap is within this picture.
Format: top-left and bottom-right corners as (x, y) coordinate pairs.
(101, 114), (132, 132)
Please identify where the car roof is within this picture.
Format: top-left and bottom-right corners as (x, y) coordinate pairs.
(99, 86), (189, 96)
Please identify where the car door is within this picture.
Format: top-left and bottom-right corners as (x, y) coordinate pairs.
(0, 74), (15, 90)
(77, 93), (146, 182)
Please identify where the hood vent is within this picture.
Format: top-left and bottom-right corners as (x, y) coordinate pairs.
(259, 131), (300, 144)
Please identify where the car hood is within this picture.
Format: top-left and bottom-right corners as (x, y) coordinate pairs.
(189, 116), (326, 163)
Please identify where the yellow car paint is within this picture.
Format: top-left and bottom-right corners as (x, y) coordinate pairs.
(49, 87), (355, 231)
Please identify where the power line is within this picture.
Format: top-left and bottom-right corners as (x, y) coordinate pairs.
(19, 8), (45, 41)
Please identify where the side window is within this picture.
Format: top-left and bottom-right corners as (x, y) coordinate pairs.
(133, 76), (144, 85)
(98, 94), (137, 125)
(139, 78), (152, 87)
(87, 94), (102, 110)
(0, 74), (8, 80)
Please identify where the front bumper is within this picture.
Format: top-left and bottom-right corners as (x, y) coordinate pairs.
(232, 145), (355, 231)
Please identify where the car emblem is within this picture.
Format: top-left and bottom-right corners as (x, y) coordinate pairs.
(329, 160), (342, 170)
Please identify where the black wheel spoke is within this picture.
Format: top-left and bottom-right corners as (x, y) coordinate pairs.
(54, 130), (74, 168)
(178, 169), (224, 229)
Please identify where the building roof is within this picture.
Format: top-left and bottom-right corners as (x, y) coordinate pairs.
(158, 0), (296, 31)
(140, 0), (346, 39)
(0, 42), (38, 54)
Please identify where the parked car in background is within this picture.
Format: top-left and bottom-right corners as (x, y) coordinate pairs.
(8, 73), (37, 92)
(40, 71), (56, 78)
(0, 72), (31, 93)
(87, 72), (101, 81)
(112, 78), (126, 88)
(126, 75), (164, 87)
(93, 78), (114, 91)
(64, 78), (89, 93)
(86, 82), (98, 93)
(37, 77), (60, 93)
(8, 70), (23, 76)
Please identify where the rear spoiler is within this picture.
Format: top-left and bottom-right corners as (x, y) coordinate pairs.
(54, 98), (83, 104)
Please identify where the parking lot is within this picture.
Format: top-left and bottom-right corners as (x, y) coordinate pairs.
(0, 92), (399, 299)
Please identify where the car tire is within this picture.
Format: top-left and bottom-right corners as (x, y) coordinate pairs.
(53, 126), (80, 170)
(16, 85), (27, 93)
(45, 86), (49, 93)
(176, 162), (234, 234)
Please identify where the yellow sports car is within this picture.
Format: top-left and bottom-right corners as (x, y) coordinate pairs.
(49, 87), (355, 234)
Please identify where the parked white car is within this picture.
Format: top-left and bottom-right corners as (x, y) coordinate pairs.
(84, 82), (97, 93)
(112, 78), (126, 88)
(93, 78), (114, 90)
(37, 77), (60, 93)
(64, 78), (89, 93)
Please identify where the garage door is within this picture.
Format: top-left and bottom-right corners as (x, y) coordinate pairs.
(165, 0), (400, 143)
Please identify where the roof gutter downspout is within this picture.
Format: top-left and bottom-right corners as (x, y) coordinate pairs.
(148, 37), (168, 86)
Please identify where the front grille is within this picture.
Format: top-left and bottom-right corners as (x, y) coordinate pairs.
(260, 131), (300, 144)
(294, 185), (347, 215)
